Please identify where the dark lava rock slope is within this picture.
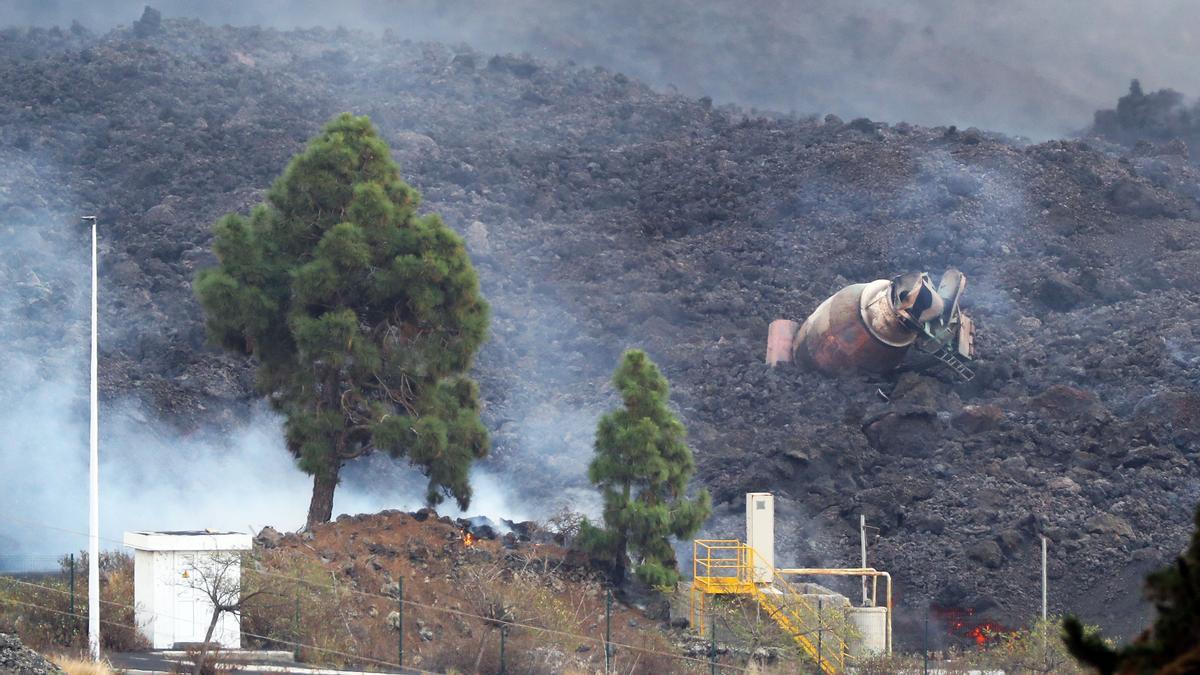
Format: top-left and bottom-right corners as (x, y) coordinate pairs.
(2, 19), (1199, 645)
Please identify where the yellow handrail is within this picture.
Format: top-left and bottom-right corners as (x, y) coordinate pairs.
(743, 545), (847, 672)
(691, 540), (847, 674)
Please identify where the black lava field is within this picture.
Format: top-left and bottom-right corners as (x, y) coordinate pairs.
(2, 16), (1199, 645)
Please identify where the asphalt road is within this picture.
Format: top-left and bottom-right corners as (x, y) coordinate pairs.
(108, 650), (406, 674)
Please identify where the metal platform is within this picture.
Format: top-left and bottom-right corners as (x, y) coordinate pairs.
(690, 539), (893, 674)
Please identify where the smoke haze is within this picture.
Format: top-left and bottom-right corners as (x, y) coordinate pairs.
(5, 0), (1200, 138)
(0, 156), (529, 566)
(0, 360), (531, 568)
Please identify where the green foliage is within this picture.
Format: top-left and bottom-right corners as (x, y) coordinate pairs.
(847, 618), (1097, 675)
(1064, 501), (1200, 674)
(971, 617), (1097, 674)
(578, 349), (711, 586)
(195, 113), (489, 522)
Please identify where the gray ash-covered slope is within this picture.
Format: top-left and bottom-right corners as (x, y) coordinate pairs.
(2, 19), (1199, 645)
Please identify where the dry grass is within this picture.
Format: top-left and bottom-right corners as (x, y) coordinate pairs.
(48, 654), (117, 675)
(0, 552), (147, 654)
(242, 511), (724, 674)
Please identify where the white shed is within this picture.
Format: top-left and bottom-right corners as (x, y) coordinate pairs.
(123, 531), (253, 650)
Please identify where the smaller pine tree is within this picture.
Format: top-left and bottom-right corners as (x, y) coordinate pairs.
(1063, 501), (1200, 673)
(578, 349), (711, 586)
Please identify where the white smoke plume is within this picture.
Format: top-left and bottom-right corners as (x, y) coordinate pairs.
(0, 155), (529, 569)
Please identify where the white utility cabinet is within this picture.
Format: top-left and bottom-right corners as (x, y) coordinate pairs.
(746, 492), (774, 583)
(123, 531), (253, 650)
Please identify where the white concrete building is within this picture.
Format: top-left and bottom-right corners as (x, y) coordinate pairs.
(123, 531), (253, 650)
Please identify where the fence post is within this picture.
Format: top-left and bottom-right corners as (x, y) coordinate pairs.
(923, 605), (929, 675)
(605, 588), (612, 674)
(293, 588), (300, 661)
(398, 576), (405, 670)
(69, 554), (76, 616)
(499, 624), (507, 674)
(817, 596), (823, 673)
(69, 554), (76, 640)
(710, 613), (716, 675)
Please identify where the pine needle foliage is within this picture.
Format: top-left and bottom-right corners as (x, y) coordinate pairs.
(1063, 501), (1200, 674)
(578, 349), (711, 586)
(195, 113), (489, 525)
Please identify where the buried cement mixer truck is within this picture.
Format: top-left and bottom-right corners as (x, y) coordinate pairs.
(767, 268), (976, 381)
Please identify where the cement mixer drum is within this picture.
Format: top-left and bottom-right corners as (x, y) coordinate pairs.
(767, 269), (975, 380)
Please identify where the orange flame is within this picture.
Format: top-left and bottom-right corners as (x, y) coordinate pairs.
(933, 606), (1011, 646)
(968, 622), (1008, 646)
(462, 530), (476, 547)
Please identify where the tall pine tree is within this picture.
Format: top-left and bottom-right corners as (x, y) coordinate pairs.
(1064, 501), (1200, 673)
(578, 349), (711, 586)
(195, 113), (490, 526)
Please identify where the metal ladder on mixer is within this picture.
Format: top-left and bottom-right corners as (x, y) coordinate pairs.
(928, 341), (975, 381)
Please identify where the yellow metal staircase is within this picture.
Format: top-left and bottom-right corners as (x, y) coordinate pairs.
(691, 540), (848, 674)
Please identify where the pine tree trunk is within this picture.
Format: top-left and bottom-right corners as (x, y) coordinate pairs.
(306, 458), (341, 526)
(614, 533), (628, 583)
(616, 480), (631, 583)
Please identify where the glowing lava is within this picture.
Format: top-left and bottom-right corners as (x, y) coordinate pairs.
(933, 606), (1012, 646)
(968, 622), (1007, 646)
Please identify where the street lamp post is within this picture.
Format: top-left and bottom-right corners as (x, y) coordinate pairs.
(82, 215), (100, 661)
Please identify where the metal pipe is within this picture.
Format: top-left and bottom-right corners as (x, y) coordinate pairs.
(766, 319), (799, 366)
(777, 568), (893, 653)
(885, 572), (892, 653)
(777, 567), (883, 575)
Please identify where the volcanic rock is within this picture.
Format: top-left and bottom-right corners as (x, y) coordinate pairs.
(1107, 178), (1173, 218)
(863, 410), (940, 455)
(1085, 513), (1135, 539)
(967, 540), (1004, 569)
(0, 634), (64, 675)
(952, 404), (1003, 434)
(255, 526), (283, 548)
(1032, 385), (1100, 419)
(1034, 272), (1088, 311)
(465, 220), (491, 256)
(132, 6), (163, 38)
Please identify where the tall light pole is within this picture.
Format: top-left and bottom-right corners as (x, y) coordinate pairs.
(1042, 536), (1048, 622)
(1042, 535), (1049, 661)
(860, 514), (868, 606)
(82, 215), (100, 661)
